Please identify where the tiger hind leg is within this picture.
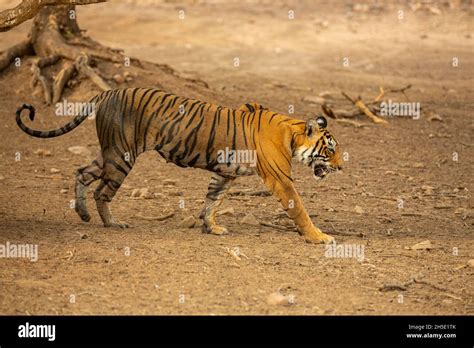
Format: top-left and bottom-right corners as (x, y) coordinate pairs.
(94, 157), (132, 228)
(75, 154), (104, 222)
(200, 173), (234, 235)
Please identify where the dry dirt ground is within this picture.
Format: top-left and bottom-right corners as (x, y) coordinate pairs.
(0, 0), (473, 315)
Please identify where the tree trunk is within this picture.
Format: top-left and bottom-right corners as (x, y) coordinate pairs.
(0, 2), (125, 104)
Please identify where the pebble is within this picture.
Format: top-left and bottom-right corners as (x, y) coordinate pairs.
(50, 168), (61, 174)
(410, 240), (432, 250)
(266, 292), (292, 306)
(302, 95), (325, 105)
(428, 113), (443, 122)
(131, 188), (153, 199)
(354, 205), (364, 214)
(113, 74), (125, 84)
(34, 149), (52, 157)
(421, 185), (434, 195)
(240, 213), (259, 226)
(163, 179), (176, 186)
(216, 207), (235, 216)
(179, 216), (196, 228)
(67, 146), (91, 157)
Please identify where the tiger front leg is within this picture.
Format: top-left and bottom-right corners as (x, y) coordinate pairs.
(200, 174), (234, 235)
(267, 179), (334, 244)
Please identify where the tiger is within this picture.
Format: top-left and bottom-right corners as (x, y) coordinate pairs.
(15, 87), (343, 244)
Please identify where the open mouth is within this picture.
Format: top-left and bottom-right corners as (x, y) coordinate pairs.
(313, 164), (327, 178)
(313, 164), (338, 179)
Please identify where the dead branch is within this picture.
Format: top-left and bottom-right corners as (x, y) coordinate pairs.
(329, 222), (365, 237)
(374, 86), (384, 102)
(321, 103), (337, 119)
(342, 92), (388, 124)
(379, 283), (408, 292)
(133, 212), (175, 221)
(229, 189), (271, 197)
(260, 222), (294, 231)
(0, 0), (106, 32)
(335, 119), (371, 128)
(413, 277), (448, 292)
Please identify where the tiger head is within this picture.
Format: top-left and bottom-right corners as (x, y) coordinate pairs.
(295, 116), (343, 180)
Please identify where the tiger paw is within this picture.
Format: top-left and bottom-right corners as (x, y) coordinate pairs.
(304, 230), (334, 244)
(204, 225), (228, 235)
(104, 221), (131, 229)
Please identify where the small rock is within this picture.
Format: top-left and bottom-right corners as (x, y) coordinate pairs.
(302, 95), (325, 105)
(60, 189), (68, 194)
(34, 149), (52, 157)
(179, 216), (196, 228)
(168, 191), (183, 196)
(113, 74), (125, 84)
(131, 188), (152, 199)
(385, 170), (397, 175)
(266, 292), (292, 306)
(441, 299), (453, 306)
(0, 175), (5, 181)
(428, 113), (443, 122)
(216, 207), (235, 216)
(467, 259), (474, 268)
(240, 213), (259, 226)
(50, 168), (61, 174)
(68, 146), (91, 157)
(434, 204), (453, 209)
(153, 192), (165, 199)
(412, 162), (425, 168)
(421, 185), (434, 195)
(318, 91), (333, 98)
(354, 205), (364, 214)
(410, 240), (433, 250)
(138, 187), (150, 198)
(163, 179), (176, 186)
(142, 192), (154, 199)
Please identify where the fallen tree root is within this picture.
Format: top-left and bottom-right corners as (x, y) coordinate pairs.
(75, 54), (111, 91)
(53, 60), (76, 103)
(30, 55), (60, 104)
(0, 39), (33, 71)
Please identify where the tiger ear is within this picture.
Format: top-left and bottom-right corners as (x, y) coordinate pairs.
(316, 115), (327, 129)
(306, 116), (327, 136)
